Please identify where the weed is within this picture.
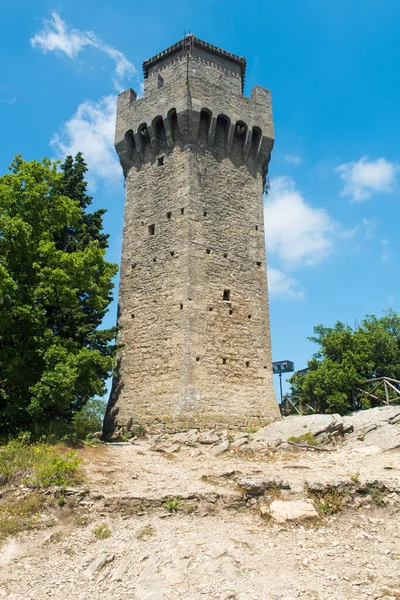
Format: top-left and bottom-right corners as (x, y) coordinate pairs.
(0, 493), (46, 544)
(357, 434), (365, 442)
(92, 523), (111, 539)
(306, 487), (345, 515)
(350, 472), (360, 484)
(0, 437), (82, 489)
(64, 547), (76, 557)
(164, 497), (181, 512)
(24, 451), (82, 489)
(136, 524), (155, 539)
(133, 424), (146, 438)
(288, 433), (318, 446)
(75, 515), (90, 527)
(370, 488), (386, 507)
(57, 496), (67, 507)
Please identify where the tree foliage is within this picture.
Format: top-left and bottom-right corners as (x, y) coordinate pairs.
(289, 311), (400, 414)
(0, 154), (118, 436)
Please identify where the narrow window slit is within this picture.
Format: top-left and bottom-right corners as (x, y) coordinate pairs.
(229, 309), (233, 315)
(203, 211), (207, 217)
(157, 156), (164, 166)
(181, 207), (185, 215)
(180, 303), (183, 310)
(209, 307), (213, 312)
(248, 314), (252, 319)
(222, 358), (227, 365)
(206, 248), (211, 254)
(132, 263), (136, 269)
(196, 357), (200, 362)
(148, 224), (155, 235)
(223, 253), (228, 258)
(246, 361), (250, 368)
(223, 289), (230, 302)
(170, 251), (175, 257)
(131, 314), (135, 319)
(167, 211), (171, 220)
(255, 225), (259, 231)
(153, 257), (157, 263)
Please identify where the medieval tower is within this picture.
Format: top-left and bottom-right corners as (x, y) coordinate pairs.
(104, 35), (280, 434)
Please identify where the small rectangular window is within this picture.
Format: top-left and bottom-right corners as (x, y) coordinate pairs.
(223, 289), (230, 302)
(256, 261), (262, 267)
(148, 224), (155, 235)
(181, 207), (185, 215)
(157, 156), (164, 166)
(167, 211), (171, 220)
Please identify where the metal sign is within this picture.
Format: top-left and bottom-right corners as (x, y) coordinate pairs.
(273, 360), (295, 375)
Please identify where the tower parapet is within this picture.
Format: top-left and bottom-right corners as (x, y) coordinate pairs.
(104, 35), (280, 434)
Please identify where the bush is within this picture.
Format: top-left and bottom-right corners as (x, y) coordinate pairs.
(0, 435), (82, 488)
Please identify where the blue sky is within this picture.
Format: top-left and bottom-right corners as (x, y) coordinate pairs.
(1, 0), (399, 399)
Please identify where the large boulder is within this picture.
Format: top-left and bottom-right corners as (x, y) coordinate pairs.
(254, 413), (344, 447)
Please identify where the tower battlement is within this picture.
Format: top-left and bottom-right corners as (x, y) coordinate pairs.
(104, 36), (280, 434)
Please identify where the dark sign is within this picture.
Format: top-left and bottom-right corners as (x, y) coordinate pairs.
(272, 360), (295, 375)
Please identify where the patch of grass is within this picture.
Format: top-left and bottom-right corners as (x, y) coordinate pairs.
(263, 486), (282, 501)
(136, 524), (155, 539)
(307, 488), (344, 515)
(0, 493), (46, 544)
(288, 432), (318, 446)
(75, 514), (91, 527)
(370, 488), (386, 507)
(164, 497), (181, 512)
(350, 472), (360, 484)
(92, 523), (111, 539)
(0, 436), (82, 489)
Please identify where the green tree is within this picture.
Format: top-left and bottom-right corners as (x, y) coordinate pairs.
(0, 154), (118, 436)
(289, 311), (400, 414)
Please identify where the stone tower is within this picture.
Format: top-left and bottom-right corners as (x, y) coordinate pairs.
(104, 35), (280, 434)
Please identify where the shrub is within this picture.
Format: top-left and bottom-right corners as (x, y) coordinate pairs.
(164, 497), (181, 512)
(92, 523), (111, 539)
(0, 436), (82, 488)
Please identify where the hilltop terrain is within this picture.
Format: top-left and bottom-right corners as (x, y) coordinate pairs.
(0, 406), (399, 600)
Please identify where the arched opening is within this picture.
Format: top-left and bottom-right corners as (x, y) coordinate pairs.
(167, 108), (180, 142)
(124, 129), (136, 163)
(250, 126), (262, 159)
(215, 115), (230, 153)
(198, 108), (212, 144)
(231, 120), (247, 158)
(152, 115), (168, 152)
(138, 122), (152, 162)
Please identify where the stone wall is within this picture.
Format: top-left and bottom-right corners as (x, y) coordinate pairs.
(104, 37), (280, 433)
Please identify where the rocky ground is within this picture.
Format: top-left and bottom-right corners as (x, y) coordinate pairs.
(0, 406), (399, 600)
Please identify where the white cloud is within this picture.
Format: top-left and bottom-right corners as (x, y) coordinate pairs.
(264, 176), (335, 267)
(51, 95), (121, 186)
(336, 157), (398, 202)
(268, 267), (304, 299)
(283, 153), (302, 166)
(31, 12), (135, 91)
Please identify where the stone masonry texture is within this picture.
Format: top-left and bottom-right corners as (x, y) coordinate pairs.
(103, 35), (281, 434)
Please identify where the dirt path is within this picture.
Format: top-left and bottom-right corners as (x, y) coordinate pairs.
(0, 432), (399, 600)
